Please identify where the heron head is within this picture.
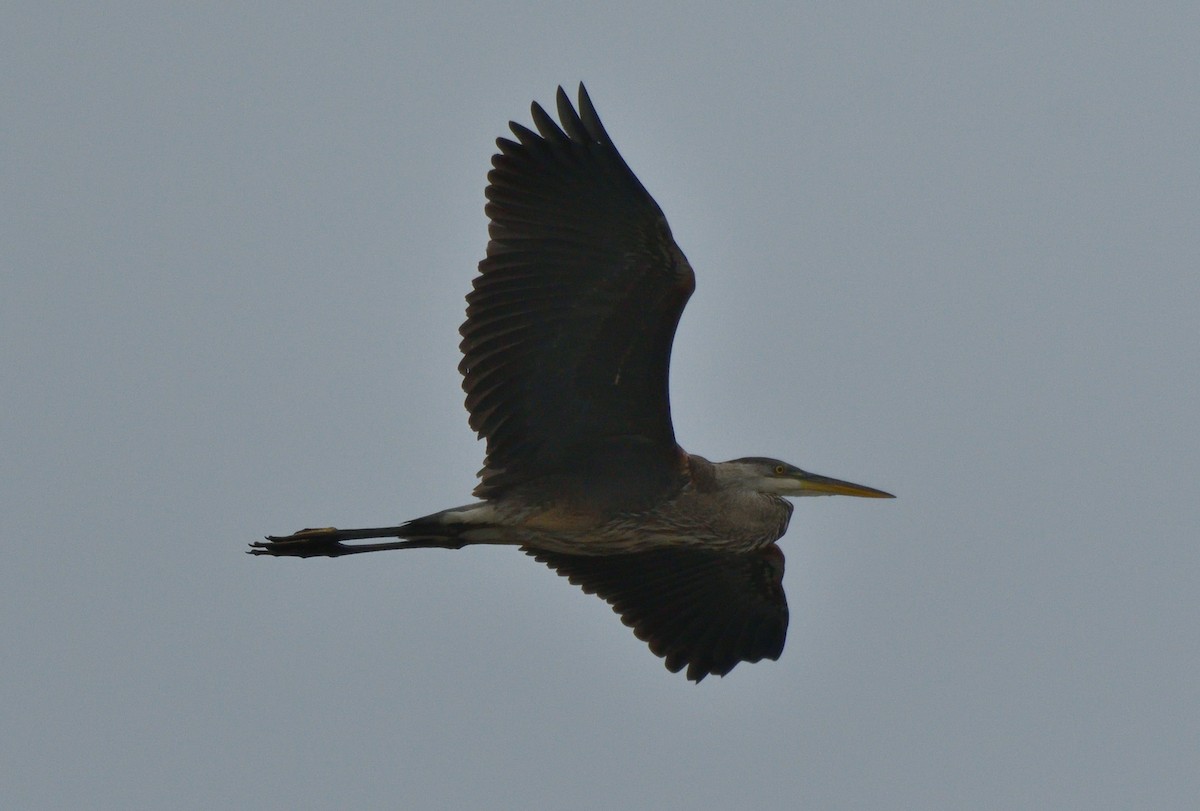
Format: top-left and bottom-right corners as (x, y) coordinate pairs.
(723, 457), (894, 499)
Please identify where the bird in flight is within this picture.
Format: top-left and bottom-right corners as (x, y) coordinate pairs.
(252, 85), (893, 682)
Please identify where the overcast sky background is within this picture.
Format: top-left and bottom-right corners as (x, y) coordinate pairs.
(4, 4), (1197, 809)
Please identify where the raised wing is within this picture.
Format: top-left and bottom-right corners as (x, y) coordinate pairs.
(527, 544), (789, 682)
(461, 85), (695, 499)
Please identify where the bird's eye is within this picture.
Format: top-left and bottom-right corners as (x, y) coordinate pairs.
(774, 464), (786, 475)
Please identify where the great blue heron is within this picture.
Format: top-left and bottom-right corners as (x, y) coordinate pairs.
(252, 85), (893, 681)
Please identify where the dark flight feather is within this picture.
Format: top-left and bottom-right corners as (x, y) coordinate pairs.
(527, 544), (789, 682)
(461, 85), (696, 500)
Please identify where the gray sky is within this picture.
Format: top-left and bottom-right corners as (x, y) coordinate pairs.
(4, 3), (1198, 809)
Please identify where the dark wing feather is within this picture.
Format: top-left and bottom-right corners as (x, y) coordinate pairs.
(527, 544), (789, 682)
(461, 85), (696, 499)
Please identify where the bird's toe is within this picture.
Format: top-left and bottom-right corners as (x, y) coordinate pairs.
(248, 527), (347, 558)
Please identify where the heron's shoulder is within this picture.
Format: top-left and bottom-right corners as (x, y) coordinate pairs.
(684, 453), (720, 493)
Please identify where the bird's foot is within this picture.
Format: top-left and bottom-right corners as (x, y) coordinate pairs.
(248, 527), (353, 558)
